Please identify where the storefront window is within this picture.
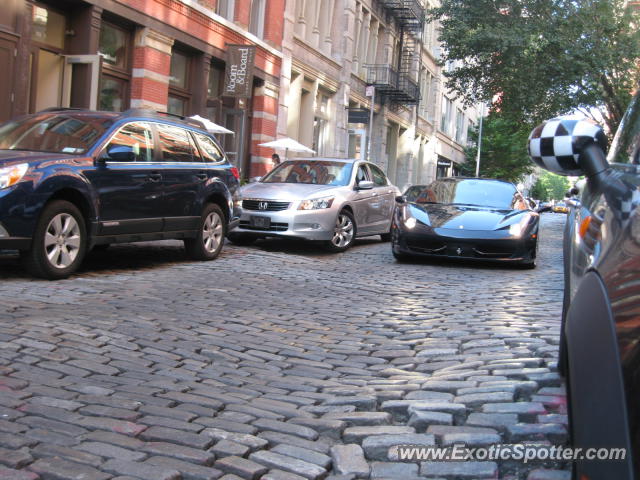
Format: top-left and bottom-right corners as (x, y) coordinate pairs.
(170, 51), (189, 89)
(99, 23), (128, 69)
(168, 48), (191, 115)
(32, 5), (65, 49)
(99, 76), (127, 112)
(98, 21), (131, 112)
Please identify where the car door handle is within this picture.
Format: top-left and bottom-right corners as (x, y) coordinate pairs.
(196, 173), (208, 180)
(148, 173), (162, 182)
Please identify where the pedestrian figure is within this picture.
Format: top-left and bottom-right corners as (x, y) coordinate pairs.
(272, 153), (280, 166)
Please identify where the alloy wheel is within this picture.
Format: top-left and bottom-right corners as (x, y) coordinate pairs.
(44, 213), (82, 269)
(331, 213), (354, 248)
(202, 211), (223, 253)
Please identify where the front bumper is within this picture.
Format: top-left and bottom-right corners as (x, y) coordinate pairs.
(393, 224), (536, 263)
(232, 205), (337, 241)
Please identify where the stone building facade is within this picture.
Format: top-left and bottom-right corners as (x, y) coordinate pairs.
(0, 0), (478, 183)
(274, 0), (479, 190)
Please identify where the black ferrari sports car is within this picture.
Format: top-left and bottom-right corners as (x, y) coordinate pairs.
(391, 177), (541, 267)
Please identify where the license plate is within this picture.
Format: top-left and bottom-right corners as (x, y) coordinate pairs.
(250, 216), (271, 229)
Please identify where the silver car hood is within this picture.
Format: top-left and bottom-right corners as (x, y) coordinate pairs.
(240, 182), (344, 201)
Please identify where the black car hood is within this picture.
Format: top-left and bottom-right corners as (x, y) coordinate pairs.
(408, 202), (528, 230)
(0, 150), (80, 168)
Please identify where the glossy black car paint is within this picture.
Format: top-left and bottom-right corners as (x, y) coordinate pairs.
(0, 110), (239, 254)
(530, 102), (640, 478)
(391, 178), (539, 265)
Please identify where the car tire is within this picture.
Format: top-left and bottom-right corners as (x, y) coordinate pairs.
(325, 210), (356, 252)
(184, 203), (226, 260)
(227, 233), (257, 246)
(21, 200), (87, 279)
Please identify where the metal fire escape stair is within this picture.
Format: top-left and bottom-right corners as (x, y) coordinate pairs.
(365, 0), (424, 106)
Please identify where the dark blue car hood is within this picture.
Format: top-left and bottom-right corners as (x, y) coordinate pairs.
(0, 150), (79, 168)
(408, 202), (529, 230)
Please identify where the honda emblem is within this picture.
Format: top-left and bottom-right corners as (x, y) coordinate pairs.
(258, 201), (269, 210)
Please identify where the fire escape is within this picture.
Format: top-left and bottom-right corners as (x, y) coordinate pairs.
(365, 0), (424, 105)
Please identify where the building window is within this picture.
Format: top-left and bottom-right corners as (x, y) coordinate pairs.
(249, 0), (266, 38)
(455, 109), (465, 143)
(168, 49), (191, 116)
(313, 93), (331, 155)
(216, 0), (235, 21)
(98, 22), (131, 112)
(440, 96), (453, 135)
(32, 5), (65, 49)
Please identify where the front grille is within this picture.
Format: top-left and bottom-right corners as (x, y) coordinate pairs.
(242, 199), (291, 211)
(239, 221), (289, 232)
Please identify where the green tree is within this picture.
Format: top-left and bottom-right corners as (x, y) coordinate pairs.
(429, 0), (640, 132)
(459, 111), (533, 183)
(530, 172), (571, 201)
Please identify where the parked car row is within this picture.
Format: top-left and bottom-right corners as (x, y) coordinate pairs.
(0, 107), (549, 279)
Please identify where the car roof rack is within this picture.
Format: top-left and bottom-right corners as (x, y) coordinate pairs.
(121, 109), (205, 129)
(36, 107), (86, 113)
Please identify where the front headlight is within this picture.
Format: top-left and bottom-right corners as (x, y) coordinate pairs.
(0, 163), (28, 189)
(298, 197), (334, 210)
(508, 216), (531, 237)
(404, 217), (417, 229)
(509, 223), (523, 237)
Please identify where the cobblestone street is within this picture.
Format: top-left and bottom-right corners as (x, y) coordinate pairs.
(0, 214), (569, 480)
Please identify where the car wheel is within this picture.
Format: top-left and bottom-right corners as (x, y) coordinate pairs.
(325, 210), (356, 252)
(184, 203), (226, 260)
(22, 200), (87, 279)
(227, 233), (257, 246)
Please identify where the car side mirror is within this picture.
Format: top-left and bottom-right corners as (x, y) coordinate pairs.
(357, 180), (375, 190)
(395, 195), (406, 203)
(106, 145), (136, 162)
(528, 118), (609, 177)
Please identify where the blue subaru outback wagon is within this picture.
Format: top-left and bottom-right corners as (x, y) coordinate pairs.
(0, 108), (240, 279)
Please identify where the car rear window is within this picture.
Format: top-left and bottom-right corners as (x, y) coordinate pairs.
(0, 113), (113, 154)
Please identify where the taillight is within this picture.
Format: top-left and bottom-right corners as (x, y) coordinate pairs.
(230, 167), (240, 180)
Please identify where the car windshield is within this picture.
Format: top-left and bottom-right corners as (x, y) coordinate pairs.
(405, 179), (517, 209)
(261, 160), (353, 185)
(0, 113), (114, 155)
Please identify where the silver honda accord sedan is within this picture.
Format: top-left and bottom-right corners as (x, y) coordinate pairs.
(227, 158), (400, 251)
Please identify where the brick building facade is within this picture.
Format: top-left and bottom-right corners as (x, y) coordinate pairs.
(0, 0), (283, 178)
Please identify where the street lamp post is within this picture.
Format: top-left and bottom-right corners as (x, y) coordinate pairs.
(475, 103), (484, 177)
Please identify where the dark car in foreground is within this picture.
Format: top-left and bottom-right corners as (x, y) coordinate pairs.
(391, 177), (540, 267)
(0, 109), (240, 279)
(527, 104), (640, 478)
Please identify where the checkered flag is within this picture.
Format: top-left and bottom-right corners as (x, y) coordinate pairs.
(528, 118), (608, 176)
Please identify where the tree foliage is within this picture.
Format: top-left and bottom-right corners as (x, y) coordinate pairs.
(429, 0), (640, 132)
(530, 172), (571, 201)
(459, 111), (533, 183)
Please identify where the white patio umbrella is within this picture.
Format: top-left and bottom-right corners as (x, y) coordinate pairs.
(258, 137), (315, 158)
(189, 115), (234, 134)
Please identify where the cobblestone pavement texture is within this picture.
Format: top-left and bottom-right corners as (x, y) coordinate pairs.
(0, 214), (570, 480)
